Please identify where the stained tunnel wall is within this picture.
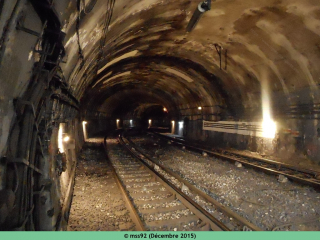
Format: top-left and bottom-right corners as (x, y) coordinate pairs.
(1, 0), (320, 230)
(1, 0), (320, 186)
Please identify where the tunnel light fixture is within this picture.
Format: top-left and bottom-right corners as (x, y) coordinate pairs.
(179, 121), (184, 129)
(63, 136), (70, 142)
(261, 71), (276, 139)
(163, 107), (167, 112)
(186, 0), (211, 32)
(58, 123), (65, 153)
(82, 121), (88, 141)
(171, 121), (175, 134)
(262, 119), (277, 139)
(116, 119), (120, 123)
(198, 106), (202, 110)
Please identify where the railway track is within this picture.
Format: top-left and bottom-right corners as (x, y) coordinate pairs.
(104, 134), (261, 231)
(150, 132), (320, 190)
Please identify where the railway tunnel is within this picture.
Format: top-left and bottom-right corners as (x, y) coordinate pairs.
(1, 0), (320, 231)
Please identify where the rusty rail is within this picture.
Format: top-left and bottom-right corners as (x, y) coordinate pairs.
(151, 132), (320, 190)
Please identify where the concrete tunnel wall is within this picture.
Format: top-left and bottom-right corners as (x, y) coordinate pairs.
(1, 0), (320, 165)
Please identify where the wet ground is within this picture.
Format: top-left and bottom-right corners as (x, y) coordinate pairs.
(67, 139), (134, 231)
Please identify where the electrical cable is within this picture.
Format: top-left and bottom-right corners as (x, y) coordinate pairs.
(13, 163), (19, 193)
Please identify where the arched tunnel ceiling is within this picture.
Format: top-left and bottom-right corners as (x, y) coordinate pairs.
(60, 0), (320, 120)
(96, 89), (178, 119)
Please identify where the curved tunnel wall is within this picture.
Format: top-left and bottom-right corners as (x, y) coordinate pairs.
(1, 0), (320, 180)
(68, 0), (320, 163)
(1, 0), (320, 230)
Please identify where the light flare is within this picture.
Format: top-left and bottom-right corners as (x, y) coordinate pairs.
(82, 121), (88, 140)
(261, 69), (277, 139)
(171, 120), (175, 134)
(262, 118), (277, 139)
(63, 136), (70, 142)
(58, 123), (65, 153)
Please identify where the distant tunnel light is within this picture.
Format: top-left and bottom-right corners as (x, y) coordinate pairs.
(163, 107), (167, 112)
(82, 121), (88, 141)
(171, 120), (175, 134)
(179, 121), (184, 129)
(262, 119), (277, 139)
(148, 119), (152, 128)
(130, 119), (133, 127)
(198, 106), (202, 110)
(116, 119), (120, 123)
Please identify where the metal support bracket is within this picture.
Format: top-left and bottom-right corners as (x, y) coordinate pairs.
(15, 13), (42, 37)
(34, 43), (57, 56)
(225, 49), (228, 70)
(14, 99), (36, 118)
(9, 158), (42, 174)
(214, 44), (228, 70)
(21, 101), (36, 118)
(16, 21), (41, 37)
(214, 44), (222, 70)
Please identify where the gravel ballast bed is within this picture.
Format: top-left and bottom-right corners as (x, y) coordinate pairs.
(131, 135), (320, 231)
(68, 139), (134, 231)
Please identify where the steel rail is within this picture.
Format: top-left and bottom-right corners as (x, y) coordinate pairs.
(151, 132), (320, 190)
(103, 138), (146, 231)
(118, 135), (225, 231)
(124, 136), (262, 231)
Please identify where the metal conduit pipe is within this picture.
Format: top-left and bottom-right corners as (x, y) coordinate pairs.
(186, 1), (212, 32)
